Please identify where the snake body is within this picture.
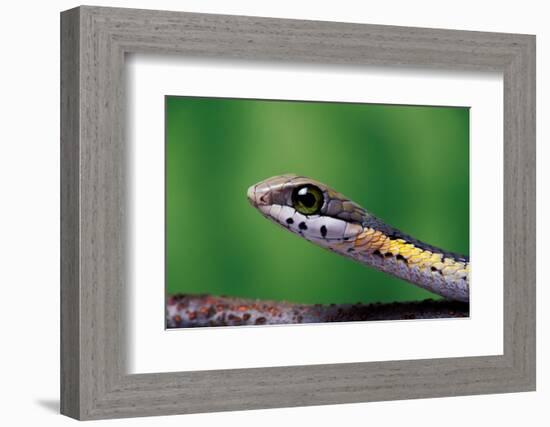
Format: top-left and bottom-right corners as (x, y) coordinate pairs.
(247, 174), (469, 302)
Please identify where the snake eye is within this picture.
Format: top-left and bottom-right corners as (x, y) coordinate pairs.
(292, 185), (324, 215)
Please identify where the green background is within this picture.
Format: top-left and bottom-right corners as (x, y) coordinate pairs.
(166, 96), (469, 304)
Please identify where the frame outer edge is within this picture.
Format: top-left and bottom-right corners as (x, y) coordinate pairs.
(60, 6), (81, 420)
(526, 35), (536, 390)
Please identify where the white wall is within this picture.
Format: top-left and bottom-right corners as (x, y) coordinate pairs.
(0, 0), (546, 425)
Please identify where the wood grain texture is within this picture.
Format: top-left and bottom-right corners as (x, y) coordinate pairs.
(60, 5), (536, 420)
(60, 7), (80, 419)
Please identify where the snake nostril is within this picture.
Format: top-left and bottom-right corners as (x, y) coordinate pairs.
(259, 193), (271, 205)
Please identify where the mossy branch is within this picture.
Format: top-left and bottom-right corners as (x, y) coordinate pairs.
(166, 294), (469, 328)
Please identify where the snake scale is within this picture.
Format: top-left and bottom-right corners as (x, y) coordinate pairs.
(247, 174), (469, 302)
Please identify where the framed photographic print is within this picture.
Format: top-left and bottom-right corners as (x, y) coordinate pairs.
(61, 6), (536, 420)
(164, 96), (471, 330)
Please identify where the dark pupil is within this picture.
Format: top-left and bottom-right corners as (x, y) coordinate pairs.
(298, 190), (316, 208)
(292, 185), (323, 215)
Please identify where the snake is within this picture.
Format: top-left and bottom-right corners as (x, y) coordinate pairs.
(247, 174), (469, 302)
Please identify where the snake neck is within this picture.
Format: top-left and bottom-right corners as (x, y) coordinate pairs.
(331, 219), (470, 302)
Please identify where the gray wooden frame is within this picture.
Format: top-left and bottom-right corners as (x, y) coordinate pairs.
(60, 5), (536, 420)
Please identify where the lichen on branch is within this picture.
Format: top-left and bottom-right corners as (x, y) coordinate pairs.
(166, 294), (469, 328)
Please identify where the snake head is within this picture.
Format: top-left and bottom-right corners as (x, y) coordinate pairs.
(247, 174), (364, 245)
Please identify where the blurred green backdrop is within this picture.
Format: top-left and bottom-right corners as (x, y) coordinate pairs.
(166, 96), (469, 304)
